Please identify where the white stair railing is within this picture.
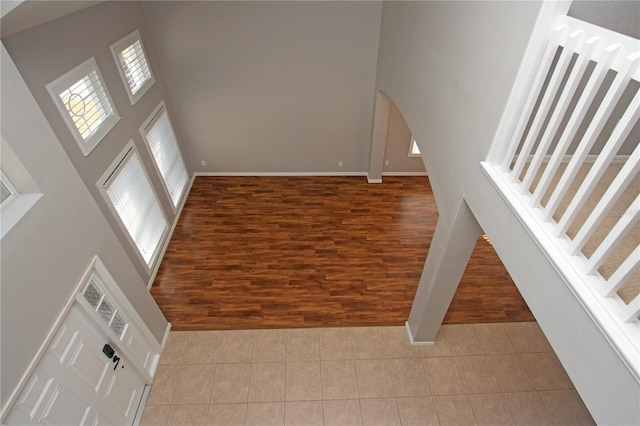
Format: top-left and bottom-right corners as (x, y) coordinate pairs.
(483, 14), (640, 379)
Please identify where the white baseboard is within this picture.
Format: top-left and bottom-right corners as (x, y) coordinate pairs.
(405, 321), (435, 346)
(382, 171), (428, 176)
(194, 171), (429, 180)
(161, 321), (172, 349)
(195, 171), (368, 177)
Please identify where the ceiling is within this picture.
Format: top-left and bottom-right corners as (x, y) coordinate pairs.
(1, 1), (105, 38)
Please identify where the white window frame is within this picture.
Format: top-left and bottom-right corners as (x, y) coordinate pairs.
(46, 57), (120, 156)
(408, 135), (421, 157)
(0, 170), (18, 209)
(110, 30), (155, 105)
(0, 137), (44, 240)
(97, 141), (168, 271)
(140, 101), (189, 211)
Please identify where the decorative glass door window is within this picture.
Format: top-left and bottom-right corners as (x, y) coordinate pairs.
(82, 278), (128, 339)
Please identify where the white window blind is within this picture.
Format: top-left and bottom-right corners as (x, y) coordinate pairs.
(103, 146), (167, 266)
(60, 71), (113, 140)
(118, 40), (152, 95)
(47, 57), (119, 156)
(111, 30), (155, 104)
(142, 103), (189, 208)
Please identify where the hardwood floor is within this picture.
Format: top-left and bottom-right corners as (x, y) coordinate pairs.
(445, 235), (534, 324)
(151, 176), (533, 330)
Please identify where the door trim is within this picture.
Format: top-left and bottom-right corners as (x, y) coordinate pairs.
(1, 256), (162, 422)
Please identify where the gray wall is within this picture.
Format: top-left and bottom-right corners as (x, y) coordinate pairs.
(0, 43), (168, 410)
(375, 1), (639, 423)
(2, 1), (192, 281)
(382, 99), (426, 175)
(569, 0), (640, 39)
(140, 1), (382, 174)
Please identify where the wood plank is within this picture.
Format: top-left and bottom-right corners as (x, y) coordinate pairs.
(151, 176), (533, 330)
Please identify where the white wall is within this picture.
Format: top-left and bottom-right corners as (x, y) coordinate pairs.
(2, 1), (192, 281)
(375, 1), (639, 423)
(141, 1), (382, 174)
(0, 43), (168, 411)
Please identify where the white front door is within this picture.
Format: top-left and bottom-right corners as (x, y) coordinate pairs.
(6, 307), (146, 425)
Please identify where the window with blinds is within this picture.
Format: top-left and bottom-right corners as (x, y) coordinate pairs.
(100, 142), (168, 268)
(46, 57), (119, 156)
(111, 30), (155, 105)
(141, 102), (189, 209)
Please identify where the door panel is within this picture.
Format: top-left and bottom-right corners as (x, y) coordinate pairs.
(40, 384), (91, 425)
(5, 307), (146, 425)
(66, 338), (111, 394)
(121, 327), (153, 376)
(103, 368), (142, 420)
(8, 371), (54, 424)
(48, 323), (77, 364)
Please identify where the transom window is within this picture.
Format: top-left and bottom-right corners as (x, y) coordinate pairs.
(47, 57), (119, 156)
(141, 102), (189, 209)
(82, 276), (128, 339)
(99, 142), (168, 268)
(111, 30), (155, 104)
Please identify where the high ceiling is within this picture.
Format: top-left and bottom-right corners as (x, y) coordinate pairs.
(1, 1), (104, 38)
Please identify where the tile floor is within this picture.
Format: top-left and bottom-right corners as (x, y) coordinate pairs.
(140, 322), (595, 425)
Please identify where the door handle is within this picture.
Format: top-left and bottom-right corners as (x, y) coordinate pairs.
(102, 344), (115, 359)
(103, 344), (123, 370)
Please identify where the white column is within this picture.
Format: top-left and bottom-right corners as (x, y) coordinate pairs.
(367, 90), (390, 183)
(406, 200), (482, 343)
